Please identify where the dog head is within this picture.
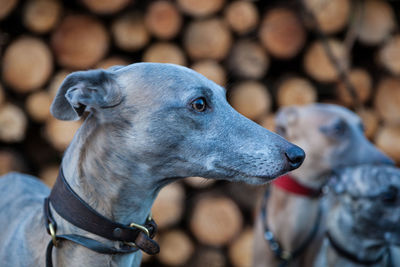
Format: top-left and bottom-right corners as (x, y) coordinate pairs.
(275, 104), (393, 184)
(330, 165), (400, 245)
(50, 63), (304, 185)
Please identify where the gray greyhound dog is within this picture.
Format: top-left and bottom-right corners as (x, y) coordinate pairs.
(253, 104), (393, 267)
(0, 63), (304, 267)
(314, 165), (400, 267)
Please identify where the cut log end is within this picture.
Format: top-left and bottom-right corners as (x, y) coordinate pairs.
(145, 1), (182, 40)
(0, 103), (27, 143)
(228, 228), (254, 267)
(191, 60), (227, 87)
(336, 69), (372, 107)
(375, 125), (400, 163)
(190, 195), (243, 246)
(45, 118), (82, 151)
(374, 77), (400, 124)
(177, 0), (225, 17)
(143, 42), (186, 66)
(2, 37), (53, 92)
(378, 35), (400, 76)
(157, 230), (194, 266)
(229, 81), (271, 121)
(277, 77), (317, 107)
(224, 1), (259, 34)
(39, 164), (59, 187)
(25, 91), (52, 122)
(23, 0), (62, 34)
(82, 0), (131, 14)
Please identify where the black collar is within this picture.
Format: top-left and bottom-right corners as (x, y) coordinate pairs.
(326, 231), (391, 266)
(44, 168), (159, 267)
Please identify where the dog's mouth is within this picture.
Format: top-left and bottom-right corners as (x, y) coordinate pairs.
(214, 164), (282, 182)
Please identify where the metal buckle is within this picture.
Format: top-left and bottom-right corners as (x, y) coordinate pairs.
(48, 222), (58, 247)
(124, 213), (153, 247)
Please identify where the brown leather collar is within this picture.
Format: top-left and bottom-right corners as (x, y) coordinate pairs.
(44, 168), (159, 266)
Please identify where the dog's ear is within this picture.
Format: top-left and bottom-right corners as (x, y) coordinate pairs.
(50, 69), (123, 121)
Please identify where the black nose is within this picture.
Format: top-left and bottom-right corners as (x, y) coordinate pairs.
(285, 146), (305, 169)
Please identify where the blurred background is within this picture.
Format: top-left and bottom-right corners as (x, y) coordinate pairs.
(0, 0), (400, 266)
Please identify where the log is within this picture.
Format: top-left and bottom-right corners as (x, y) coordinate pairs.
(143, 42), (186, 66)
(157, 230), (194, 266)
(145, 1), (182, 40)
(303, 0), (350, 34)
(2, 37), (53, 93)
(374, 77), (400, 124)
(229, 81), (271, 121)
(228, 39), (269, 79)
(51, 15), (109, 69)
(177, 0), (225, 17)
(357, 108), (379, 140)
(228, 228), (254, 267)
(25, 91), (52, 122)
(189, 247), (226, 267)
(184, 18), (232, 61)
(0, 149), (27, 175)
(111, 12), (150, 52)
(39, 164), (59, 187)
(0, 103), (27, 142)
(81, 0), (130, 14)
(184, 176), (216, 189)
(191, 60), (226, 87)
(224, 1), (259, 35)
(378, 35), (400, 76)
(303, 39), (349, 83)
(336, 68), (372, 107)
(356, 0), (395, 46)
(258, 114), (276, 132)
(375, 124), (400, 163)
(277, 77), (317, 107)
(45, 118), (82, 151)
(151, 182), (185, 229)
(48, 70), (70, 99)
(259, 8), (306, 59)
(23, 0), (62, 34)
(96, 56), (129, 69)
(0, 0), (18, 19)
(190, 195), (242, 246)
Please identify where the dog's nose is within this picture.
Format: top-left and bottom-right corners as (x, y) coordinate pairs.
(285, 146), (305, 169)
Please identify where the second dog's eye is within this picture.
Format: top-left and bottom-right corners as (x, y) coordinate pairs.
(191, 97), (207, 112)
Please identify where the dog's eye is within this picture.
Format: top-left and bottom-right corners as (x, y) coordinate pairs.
(191, 98), (207, 112)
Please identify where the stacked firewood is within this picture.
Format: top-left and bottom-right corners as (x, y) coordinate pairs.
(1, 0), (400, 266)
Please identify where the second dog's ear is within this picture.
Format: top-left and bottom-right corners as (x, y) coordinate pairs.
(50, 69), (123, 121)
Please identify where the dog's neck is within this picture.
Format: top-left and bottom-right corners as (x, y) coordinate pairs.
(325, 208), (388, 265)
(52, 116), (162, 266)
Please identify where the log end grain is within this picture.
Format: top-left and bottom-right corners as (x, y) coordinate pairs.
(258, 114), (276, 132)
(190, 195), (242, 246)
(374, 77), (400, 124)
(277, 77), (317, 107)
(39, 164), (59, 187)
(0, 0), (18, 19)
(25, 91), (52, 122)
(96, 56), (129, 69)
(0, 149), (26, 175)
(2, 37), (53, 92)
(357, 108), (379, 139)
(259, 8), (306, 59)
(82, 0), (131, 14)
(336, 68), (372, 106)
(23, 0), (62, 33)
(112, 13), (150, 52)
(143, 42), (186, 66)
(157, 230), (194, 266)
(45, 118), (82, 151)
(152, 182), (185, 229)
(48, 70), (70, 99)
(0, 103), (27, 142)
(357, 0), (395, 45)
(229, 81), (271, 121)
(191, 60), (226, 87)
(184, 18), (232, 61)
(375, 124), (400, 163)
(184, 176), (216, 188)
(228, 228), (254, 267)
(177, 0), (225, 17)
(303, 39), (349, 83)
(145, 1), (182, 40)
(224, 1), (259, 34)
(378, 35), (400, 76)
(51, 15), (109, 69)
(304, 0), (350, 34)
(228, 39), (269, 79)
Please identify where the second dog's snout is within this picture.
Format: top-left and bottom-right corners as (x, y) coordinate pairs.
(285, 146), (305, 169)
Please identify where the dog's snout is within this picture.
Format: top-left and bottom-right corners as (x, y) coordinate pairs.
(285, 146), (305, 169)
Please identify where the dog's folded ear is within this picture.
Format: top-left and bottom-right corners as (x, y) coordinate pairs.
(50, 69), (123, 121)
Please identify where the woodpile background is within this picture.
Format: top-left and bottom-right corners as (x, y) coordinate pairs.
(1, 0), (400, 266)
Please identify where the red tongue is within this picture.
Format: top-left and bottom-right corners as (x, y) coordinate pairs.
(272, 174), (322, 197)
